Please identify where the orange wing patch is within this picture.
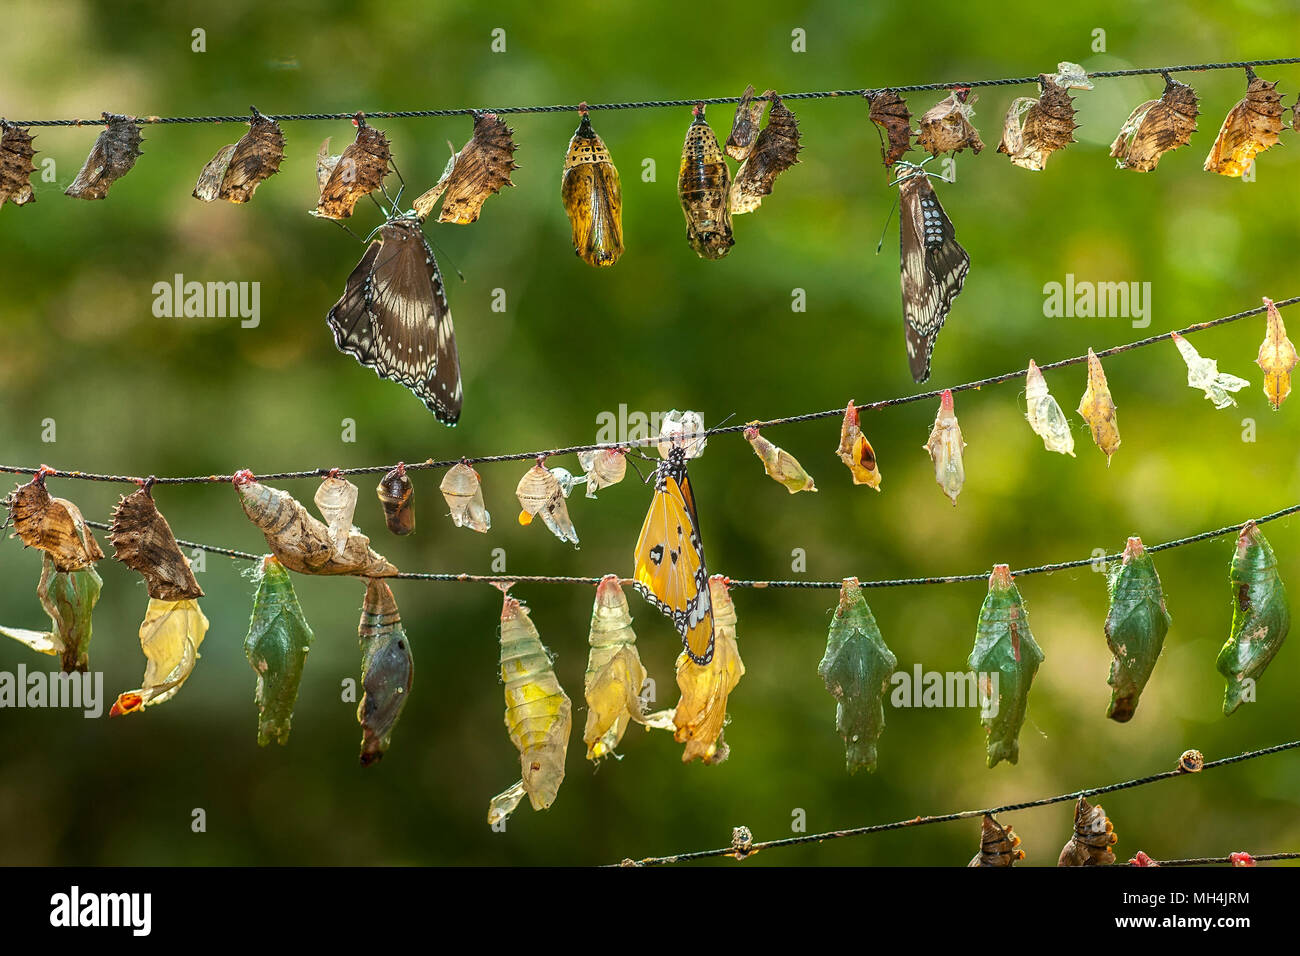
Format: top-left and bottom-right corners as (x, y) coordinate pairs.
(634, 471), (714, 664)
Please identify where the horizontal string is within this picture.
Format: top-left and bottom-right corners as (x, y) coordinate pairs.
(1145, 851), (1300, 867)
(5, 58), (1297, 127)
(0, 295), (1291, 488)
(617, 738), (1300, 865)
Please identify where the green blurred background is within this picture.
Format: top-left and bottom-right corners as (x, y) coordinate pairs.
(1, 0), (1298, 866)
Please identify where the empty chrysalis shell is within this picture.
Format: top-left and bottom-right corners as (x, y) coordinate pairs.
(678, 105), (734, 260)
(376, 463), (416, 536)
(515, 462), (579, 546)
(583, 574), (648, 760)
(414, 111), (518, 225)
(110, 597), (210, 716)
(657, 409), (707, 459)
(1104, 537), (1171, 723)
(1256, 298), (1297, 410)
(561, 108), (624, 267)
(818, 578), (896, 774)
(915, 89), (984, 156)
(1058, 796), (1117, 866)
(357, 578), (414, 765)
(923, 389), (965, 505)
(730, 92), (801, 215)
(968, 814), (1025, 867)
(835, 400), (882, 489)
(744, 425), (816, 493)
(1110, 74), (1199, 172)
(0, 121), (37, 207)
(968, 565), (1044, 768)
(996, 76), (1079, 172)
(863, 89), (913, 168)
(243, 555), (314, 747)
(193, 108), (285, 203)
(5, 472), (104, 572)
(1024, 360), (1076, 456)
(314, 474), (360, 556)
(439, 461), (490, 532)
(0, 553), (102, 674)
(1171, 332), (1250, 409)
(313, 115), (391, 219)
(110, 485), (203, 600)
(726, 84), (764, 161)
(1077, 349), (1120, 464)
(1204, 67), (1284, 177)
(576, 447), (627, 498)
(1217, 521), (1290, 716)
(1178, 749), (1205, 773)
(65, 113), (142, 200)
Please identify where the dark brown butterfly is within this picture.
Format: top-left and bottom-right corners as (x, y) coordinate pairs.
(193, 108), (285, 203)
(864, 89), (913, 168)
(0, 121), (37, 207)
(327, 212), (461, 424)
(65, 113), (142, 200)
(110, 484), (204, 601)
(893, 161), (969, 383)
(314, 114), (391, 219)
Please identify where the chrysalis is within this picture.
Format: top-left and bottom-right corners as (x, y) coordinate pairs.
(5, 471), (104, 572)
(818, 577), (897, 774)
(1024, 359), (1076, 456)
(968, 565), (1044, 768)
(1077, 348), (1120, 464)
(1204, 67), (1284, 177)
(243, 555), (314, 747)
(863, 89), (912, 168)
(1057, 796), (1117, 867)
(1110, 73), (1199, 172)
(561, 107), (624, 267)
(357, 578), (414, 765)
(1171, 332), (1250, 408)
(65, 113), (142, 200)
(110, 598), (210, 716)
(313, 115), (391, 219)
(376, 463), (416, 536)
(923, 389), (965, 505)
(439, 461), (490, 532)
(233, 471), (398, 577)
(1105, 537), (1172, 722)
(744, 425), (816, 493)
(967, 814), (1025, 867)
(725, 84), (764, 161)
(413, 111), (518, 224)
(1217, 521), (1290, 716)
(576, 447), (627, 498)
(730, 92), (801, 215)
(835, 400), (882, 489)
(678, 105), (734, 260)
(489, 591), (572, 824)
(0, 553), (101, 673)
(515, 461), (579, 547)
(193, 108), (285, 203)
(915, 89), (984, 156)
(0, 121), (37, 207)
(1257, 298), (1297, 410)
(110, 485), (203, 600)
(644, 576), (743, 765)
(996, 76), (1079, 171)
(583, 575), (648, 760)
(313, 474), (360, 556)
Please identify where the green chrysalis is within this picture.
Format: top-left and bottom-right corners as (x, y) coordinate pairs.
(817, 577), (897, 774)
(968, 565), (1044, 768)
(243, 555), (314, 746)
(1105, 537), (1171, 722)
(1217, 521), (1290, 716)
(357, 577), (414, 766)
(0, 553), (102, 673)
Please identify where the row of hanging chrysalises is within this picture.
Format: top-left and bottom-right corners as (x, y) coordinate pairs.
(1, 64), (1289, 416)
(2, 337), (1295, 825)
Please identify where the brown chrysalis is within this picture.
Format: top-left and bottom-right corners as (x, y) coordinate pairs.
(65, 113), (142, 200)
(1204, 67), (1284, 177)
(0, 121), (37, 207)
(110, 484), (203, 600)
(376, 463), (416, 536)
(730, 92), (801, 215)
(561, 107), (623, 267)
(915, 89), (984, 156)
(1111, 73), (1199, 172)
(863, 89), (913, 168)
(1057, 796), (1118, 866)
(193, 108), (285, 203)
(413, 111), (518, 224)
(678, 104), (734, 260)
(725, 84), (764, 161)
(967, 814), (1025, 867)
(314, 114), (391, 219)
(5, 471), (104, 572)
(997, 76), (1080, 171)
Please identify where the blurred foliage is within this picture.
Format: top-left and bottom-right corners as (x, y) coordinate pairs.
(1, 0), (1299, 866)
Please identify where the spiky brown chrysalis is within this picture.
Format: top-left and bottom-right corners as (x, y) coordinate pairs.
(1111, 73), (1199, 172)
(997, 76), (1079, 171)
(4, 471), (103, 572)
(730, 92), (801, 214)
(65, 113), (142, 200)
(863, 89), (913, 168)
(0, 121), (37, 207)
(193, 108), (285, 203)
(110, 485), (203, 601)
(414, 111), (518, 224)
(314, 115), (391, 219)
(1204, 67), (1284, 177)
(915, 89), (984, 156)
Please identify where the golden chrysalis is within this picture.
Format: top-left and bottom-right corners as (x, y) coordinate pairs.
(0, 121), (37, 207)
(314, 115), (391, 219)
(835, 400), (882, 489)
(678, 105), (734, 260)
(110, 485), (203, 601)
(725, 84), (764, 161)
(1110, 74), (1199, 172)
(730, 92), (801, 215)
(915, 89), (984, 156)
(5, 470), (104, 572)
(414, 111), (518, 224)
(1257, 297), (1297, 410)
(1204, 67), (1283, 177)
(439, 461), (491, 533)
(65, 113), (142, 200)
(561, 107), (624, 267)
(744, 425), (816, 493)
(1077, 349), (1120, 464)
(583, 575), (648, 760)
(376, 463), (416, 536)
(193, 108), (285, 203)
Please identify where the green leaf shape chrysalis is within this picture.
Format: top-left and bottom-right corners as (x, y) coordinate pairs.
(243, 555), (314, 746)
(0, 553), (102, 673)
(1217, 521), (1290, 716)
(968, 565), (1044, 768)
(357, 577), (414, 765)
(1104, 536), (1171, 722)
(817, 577), (897, 774)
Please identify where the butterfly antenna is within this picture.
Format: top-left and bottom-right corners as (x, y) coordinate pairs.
(875, 197), (899, 255)
(329, 218), (365, 243)
(425, 231), (467, 283)
(386, 157), (407, 210)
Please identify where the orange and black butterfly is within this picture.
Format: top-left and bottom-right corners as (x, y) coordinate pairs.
(634, 442), (714, 664)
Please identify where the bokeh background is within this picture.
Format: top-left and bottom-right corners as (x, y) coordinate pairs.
(1, 0), (1298, 866)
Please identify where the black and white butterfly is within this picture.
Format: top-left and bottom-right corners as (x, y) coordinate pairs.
(327, 210), (462, 425)
(893, 159), (969, 383)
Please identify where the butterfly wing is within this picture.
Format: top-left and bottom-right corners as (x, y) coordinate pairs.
(899, 174), (969, 383)
(327, 220), (463, 424)
(634, 468), (714, 664)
